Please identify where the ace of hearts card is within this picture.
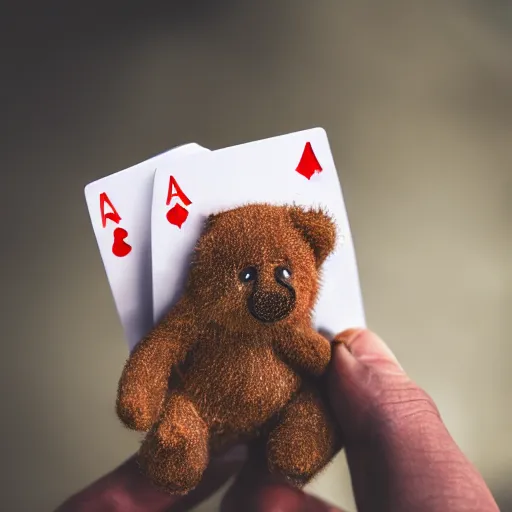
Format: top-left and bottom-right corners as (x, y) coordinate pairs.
(150, 128), (366, 336)
(84, 143), (209, 351)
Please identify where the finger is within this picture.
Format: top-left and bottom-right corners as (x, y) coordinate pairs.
(221, 445), (346, 512)
(332, 328), (402, 371)
(54, 450), (244, 512)
(328, 328), (499, 512)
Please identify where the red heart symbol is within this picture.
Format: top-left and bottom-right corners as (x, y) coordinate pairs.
(112, 227), (132, 257)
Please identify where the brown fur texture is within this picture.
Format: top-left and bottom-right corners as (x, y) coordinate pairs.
(116, 203), (341, 494)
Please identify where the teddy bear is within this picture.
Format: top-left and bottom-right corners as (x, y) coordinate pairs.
(116, 203), (341, 494)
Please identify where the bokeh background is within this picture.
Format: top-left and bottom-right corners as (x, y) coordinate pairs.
(1, 1), (511, 510)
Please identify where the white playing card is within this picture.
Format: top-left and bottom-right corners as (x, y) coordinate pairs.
(151, 128), (365, 335)
(85, 143), (210, 352)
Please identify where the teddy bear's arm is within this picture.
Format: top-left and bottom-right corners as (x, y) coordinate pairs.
(116, 298), (198, 432)
(273, 327), (331, 377)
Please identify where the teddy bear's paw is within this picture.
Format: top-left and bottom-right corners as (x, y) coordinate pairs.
(116, 396), (157, 432)
(312, 334), (333, 375)
(267, 435), (324, 487)
(267, 391), (338, 486)
(138, 419), (209, 494)
(138, 392), (210, 494)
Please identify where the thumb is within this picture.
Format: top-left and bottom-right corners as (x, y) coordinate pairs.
(327, 328), (499, 512)
(328, 328), (420, 441)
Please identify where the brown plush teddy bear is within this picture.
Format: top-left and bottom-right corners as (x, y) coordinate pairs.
(116, 203), (341, 494)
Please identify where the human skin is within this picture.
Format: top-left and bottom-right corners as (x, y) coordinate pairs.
(55, 329), (499, 512)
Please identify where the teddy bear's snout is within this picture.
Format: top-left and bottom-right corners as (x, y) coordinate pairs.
(248, 288), (296, 324)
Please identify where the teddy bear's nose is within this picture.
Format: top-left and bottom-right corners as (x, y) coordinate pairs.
(248, 290), (296, 323)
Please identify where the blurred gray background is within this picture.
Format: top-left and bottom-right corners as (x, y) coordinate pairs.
(1, 1), (511, 511)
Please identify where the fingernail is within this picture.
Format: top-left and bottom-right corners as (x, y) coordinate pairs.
(334, 328), (403, 371)
(333, 328), (365, 346)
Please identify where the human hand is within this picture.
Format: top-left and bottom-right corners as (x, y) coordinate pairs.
(221, 329), (500, 512)
(54, 447), (245, 512)
(56, 329), (499, 512)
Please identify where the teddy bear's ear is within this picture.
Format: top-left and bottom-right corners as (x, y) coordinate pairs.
(202, 213), (219, 233)
(288, 206), (336, 267)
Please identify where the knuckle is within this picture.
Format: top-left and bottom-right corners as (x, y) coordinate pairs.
(339, 365), (442, 442)
(370, 382), (440, 431)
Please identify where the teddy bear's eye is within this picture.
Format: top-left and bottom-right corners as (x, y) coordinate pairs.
(239, 266), (257, 283)
(275, 266), (292, 281)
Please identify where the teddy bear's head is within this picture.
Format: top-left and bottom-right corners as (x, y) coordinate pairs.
(186, 203), (336, 332)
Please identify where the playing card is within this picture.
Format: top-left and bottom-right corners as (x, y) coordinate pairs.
(151, 128), (365, 335)
(85, 143), (210, 352)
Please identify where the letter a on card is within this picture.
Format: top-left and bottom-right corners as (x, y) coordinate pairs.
(166, 176), (192, 228)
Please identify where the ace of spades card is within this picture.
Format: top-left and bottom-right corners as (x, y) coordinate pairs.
(84, 143), (210, 352)
(151, 128), (365, 336)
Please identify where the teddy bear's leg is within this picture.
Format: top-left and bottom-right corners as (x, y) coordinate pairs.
(267, 389), (340, 487)
(138, 391), (209, 495)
